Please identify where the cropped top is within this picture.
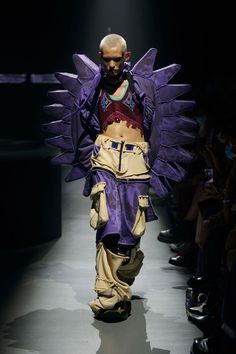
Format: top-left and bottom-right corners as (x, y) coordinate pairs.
(98, 82), (144, 134)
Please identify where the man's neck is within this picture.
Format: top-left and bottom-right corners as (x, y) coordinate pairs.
(101, 63), (130, 94)
(101, 74), (125, 94)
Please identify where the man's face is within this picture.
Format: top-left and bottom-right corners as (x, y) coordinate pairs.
(99, 44), (130, 77)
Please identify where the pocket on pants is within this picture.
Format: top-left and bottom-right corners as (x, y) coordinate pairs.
(90, 182), (109, 230)
(131, 195), (149, 237)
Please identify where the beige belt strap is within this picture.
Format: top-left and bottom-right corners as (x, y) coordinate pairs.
(132, 195), (149, 237)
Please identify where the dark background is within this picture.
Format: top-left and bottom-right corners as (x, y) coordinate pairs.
(0, 0), (235, 140)
(0, 0), (235, 248)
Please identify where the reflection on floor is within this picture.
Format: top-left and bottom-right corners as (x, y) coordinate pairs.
(0, 167), (201, 354)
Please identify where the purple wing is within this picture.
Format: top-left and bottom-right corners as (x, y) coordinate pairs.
(132, 48), (198, 197)
(42, 55), (100, 182)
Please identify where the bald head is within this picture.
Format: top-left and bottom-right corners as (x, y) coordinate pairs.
(99, 33), (127, 53)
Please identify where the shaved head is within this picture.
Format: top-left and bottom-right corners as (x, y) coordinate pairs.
(98, 33), (130, 77)
(99, 33), (127, 53)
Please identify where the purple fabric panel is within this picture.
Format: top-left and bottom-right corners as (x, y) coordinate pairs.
(51, 152), (74, 165)
(143, 96), (155, 134)
(159, 100), (196, 116)
(42, 120), (71, 136)
(131, 48), (157, 77)
(47, 90), (74, 108)
(77, 143), (94, 157)
(81, 111), (101, 134)
(43, 104), (71, 119)
(158, 145), (193, 162)
(133, 75), (155, 137)
(72, 54), (99, 79)
(74, 75), (101, 111)
(151, 64), (181, 88)
(162, 116), (198, 131)
(71, 112), (96, 168)
(45, 136), (73, 150)
(145, 197), (159, 221)
(148, 122), (161, 165)
(78, 80), (95, 101)
(158, 84), (192, 102)
(55, 72), (81, 95)
(91, 170), (157, 246)
(82, 173), (93, 197)
(76, 144), (94, 170)
(149, 172), (169, 198)
(152, 159), (186, 181)
(160, 130), (197, 145)
(64, 165), (88, 182)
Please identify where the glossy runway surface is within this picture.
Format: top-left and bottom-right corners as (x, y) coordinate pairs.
(0, 167), (201, 354)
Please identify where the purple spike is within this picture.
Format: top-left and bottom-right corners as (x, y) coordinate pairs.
(43, 104), (72, 119)
(78, 144), (94, 158)
(131, 48), (157, 77)
(162, 116), (198, 131)
(158, 84), (192, 103)
(161, 130), (196, 146)
(79, 79), (96, 100)
(64, 165), (88, 182)
(54, 72), (81, 94)
(72, 54), (99, 80)
(158, 145), (193, 162)
(152, 159), (186, 182)
(46, 136), (73, 150)
(159, 100), (196, 116)
(51, 152), (74, 165)
(149, 173), (168, 198)
(42, 120), (71, 136)
(47, 90), (74, 108)
(150, 64), (181, 88)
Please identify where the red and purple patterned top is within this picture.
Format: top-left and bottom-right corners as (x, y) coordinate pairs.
(98, 82), (144, 134)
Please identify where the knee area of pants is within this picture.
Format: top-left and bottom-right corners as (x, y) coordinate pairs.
(118, 244), (134, 256)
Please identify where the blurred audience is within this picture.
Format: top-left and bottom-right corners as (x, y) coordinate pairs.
(156, 95), (236, 353)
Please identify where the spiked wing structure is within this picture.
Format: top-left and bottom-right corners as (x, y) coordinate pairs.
(42, 48), (198, 198)
(131, 48), (198, 197)
(42, 55), (101, 182)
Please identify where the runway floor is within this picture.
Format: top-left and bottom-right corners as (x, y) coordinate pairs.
(0, 167), (201, 354)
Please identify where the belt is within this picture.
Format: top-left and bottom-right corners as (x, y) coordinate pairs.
(110, 141), (135, 151)
(95, 134), (149, 153)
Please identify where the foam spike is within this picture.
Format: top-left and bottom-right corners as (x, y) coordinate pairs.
(161, 130), (196, 146)
(159, 100), (196, 116)
(41, 120), (71, 136)
(55, 72), (80, 94)
(131, 48), (157, 77)
(151, 64), (181, 88)
(64, 165), (88, 182)
(51, 152), (74, 165)
(72, 54), (99, 80)
(149, 173), (169, 198)
(46, 136), (73, 150)
(158, 84), (192, 102)
(47, 90), (74, 108)
(43, 104), (71, 119)
(152, 159), (186, 182)
(158, 145), (193, 162)
(162, 116), (198, 131)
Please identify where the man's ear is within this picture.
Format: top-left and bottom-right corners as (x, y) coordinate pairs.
(124, 51), (131, 61)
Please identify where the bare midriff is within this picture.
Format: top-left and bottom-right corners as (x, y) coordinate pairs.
(102, 120), (144, 142)
(101, 79), (145, 142)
